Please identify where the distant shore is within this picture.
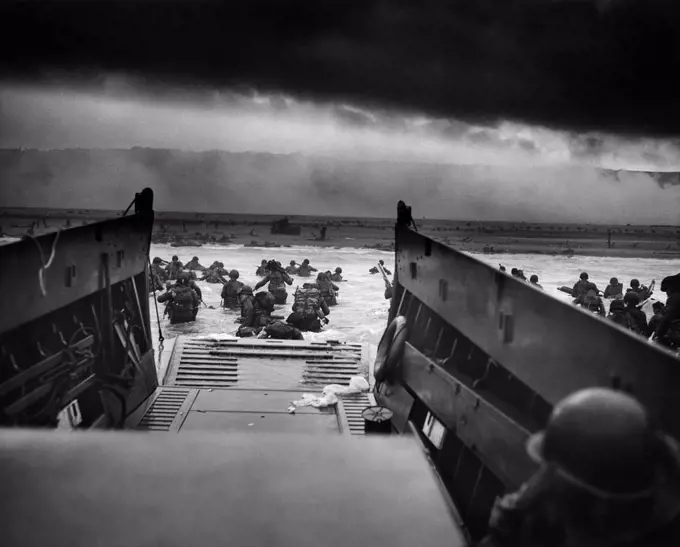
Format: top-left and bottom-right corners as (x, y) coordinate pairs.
(1, 207), (679, 260)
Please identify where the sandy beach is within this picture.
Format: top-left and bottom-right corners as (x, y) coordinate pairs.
(1, 207), (679, 260)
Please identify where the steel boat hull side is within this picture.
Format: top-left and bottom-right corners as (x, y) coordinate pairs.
(0, 189), (158, 429)
(377, 223), (680, 541)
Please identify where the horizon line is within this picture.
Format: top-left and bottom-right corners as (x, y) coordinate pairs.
(2, 205), (677, 228)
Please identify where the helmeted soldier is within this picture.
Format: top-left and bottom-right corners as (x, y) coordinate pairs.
(479, 388), (680, 547)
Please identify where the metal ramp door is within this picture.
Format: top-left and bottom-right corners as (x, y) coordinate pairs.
(136, 336), (375, 435)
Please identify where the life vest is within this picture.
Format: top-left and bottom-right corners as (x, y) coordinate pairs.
(169, 286), (197, 323)
(268, 271), (287, 294)
(293, 288), (321, 318)
(222, 280), (242, 309)
(151, 263), (167, 282)
(167, 261), (183, 280)
(582, 289), (601, 312)
(255, 292), (276, 317)
(298, 265), (312, 277)
(574, 280), (591, 298)
(316, 280), (337, 305)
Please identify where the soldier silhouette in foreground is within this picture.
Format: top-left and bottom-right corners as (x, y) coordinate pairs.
(479, 388), (680, 547)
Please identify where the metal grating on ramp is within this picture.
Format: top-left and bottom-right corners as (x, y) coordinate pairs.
(136, 388), (191, 432)
(340, 393), (377, 436)
(165, 337), (367, 390)
(168, 338), (239, 388)
(301, 341), (363, 387)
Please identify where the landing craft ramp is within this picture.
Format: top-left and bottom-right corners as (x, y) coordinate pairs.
(130, 337), (376, 436)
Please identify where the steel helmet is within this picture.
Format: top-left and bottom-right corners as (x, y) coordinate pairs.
(660, 274), (680, 293)
(610, 277), (618, 284)
(624, 291), (641, 306)
(177, 271), (191, 283)
(580, 272), (589, 280)
(335, 267), (342, 273)
(609, 300), (625, 312)
(526, 388), (659, 498)
(229, 269), (239, 279)
(630, 278), (640, 288)
(238, 285), (253, 296)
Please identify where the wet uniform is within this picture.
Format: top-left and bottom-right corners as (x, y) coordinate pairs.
(221, 279), (244, 309)
(260, 320), (304, 341)
(165, 259), (184, 281)
(297, 262), (318, 277)
(254, 269), (293, 305)
(291, 287), (330, 332)
(604, 282), (623, 299)
(314, 275), (339, 306)
(157, 280), (199, 324)
(185, 258), (206, 271)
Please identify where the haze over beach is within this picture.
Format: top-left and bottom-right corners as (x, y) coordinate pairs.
(1, 86), (680, 227)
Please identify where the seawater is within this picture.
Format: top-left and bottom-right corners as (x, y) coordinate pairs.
(149, 243), (680, 353)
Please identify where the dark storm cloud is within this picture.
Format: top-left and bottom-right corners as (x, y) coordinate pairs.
(1, 0), (679, 137)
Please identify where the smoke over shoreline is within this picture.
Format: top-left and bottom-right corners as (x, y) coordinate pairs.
(1, 148), (678, 225)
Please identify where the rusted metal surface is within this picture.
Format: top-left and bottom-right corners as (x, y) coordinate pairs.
(0, 212), (154, 334)
(394, 225), (680, 439)
(164, 336), (366, 390)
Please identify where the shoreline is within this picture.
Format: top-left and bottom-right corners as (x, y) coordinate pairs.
(1, 207), (678, 260)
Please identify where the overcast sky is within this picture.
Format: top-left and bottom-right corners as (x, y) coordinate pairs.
(2, 83), (680, 171)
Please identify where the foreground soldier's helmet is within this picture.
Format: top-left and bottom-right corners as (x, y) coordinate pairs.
(526, 388), (663, 498)
(192, 256), (199, 261)
(624, 292), (641, 306)
(530, 274), (538, 283)
(335, 267), (342, 273)
(631, 278), (640, 288)
(229, 269), (239, 279)
(610, 277), (618, 284)
(172, 255), (179, 261)
(152, 257), (163, 264)
(580, 272), (589, 280)
(661, 274), (680, 293)
(238, 285), (253, 296)
(290, 260), (296, 265)
(177, 271), (191, 283)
